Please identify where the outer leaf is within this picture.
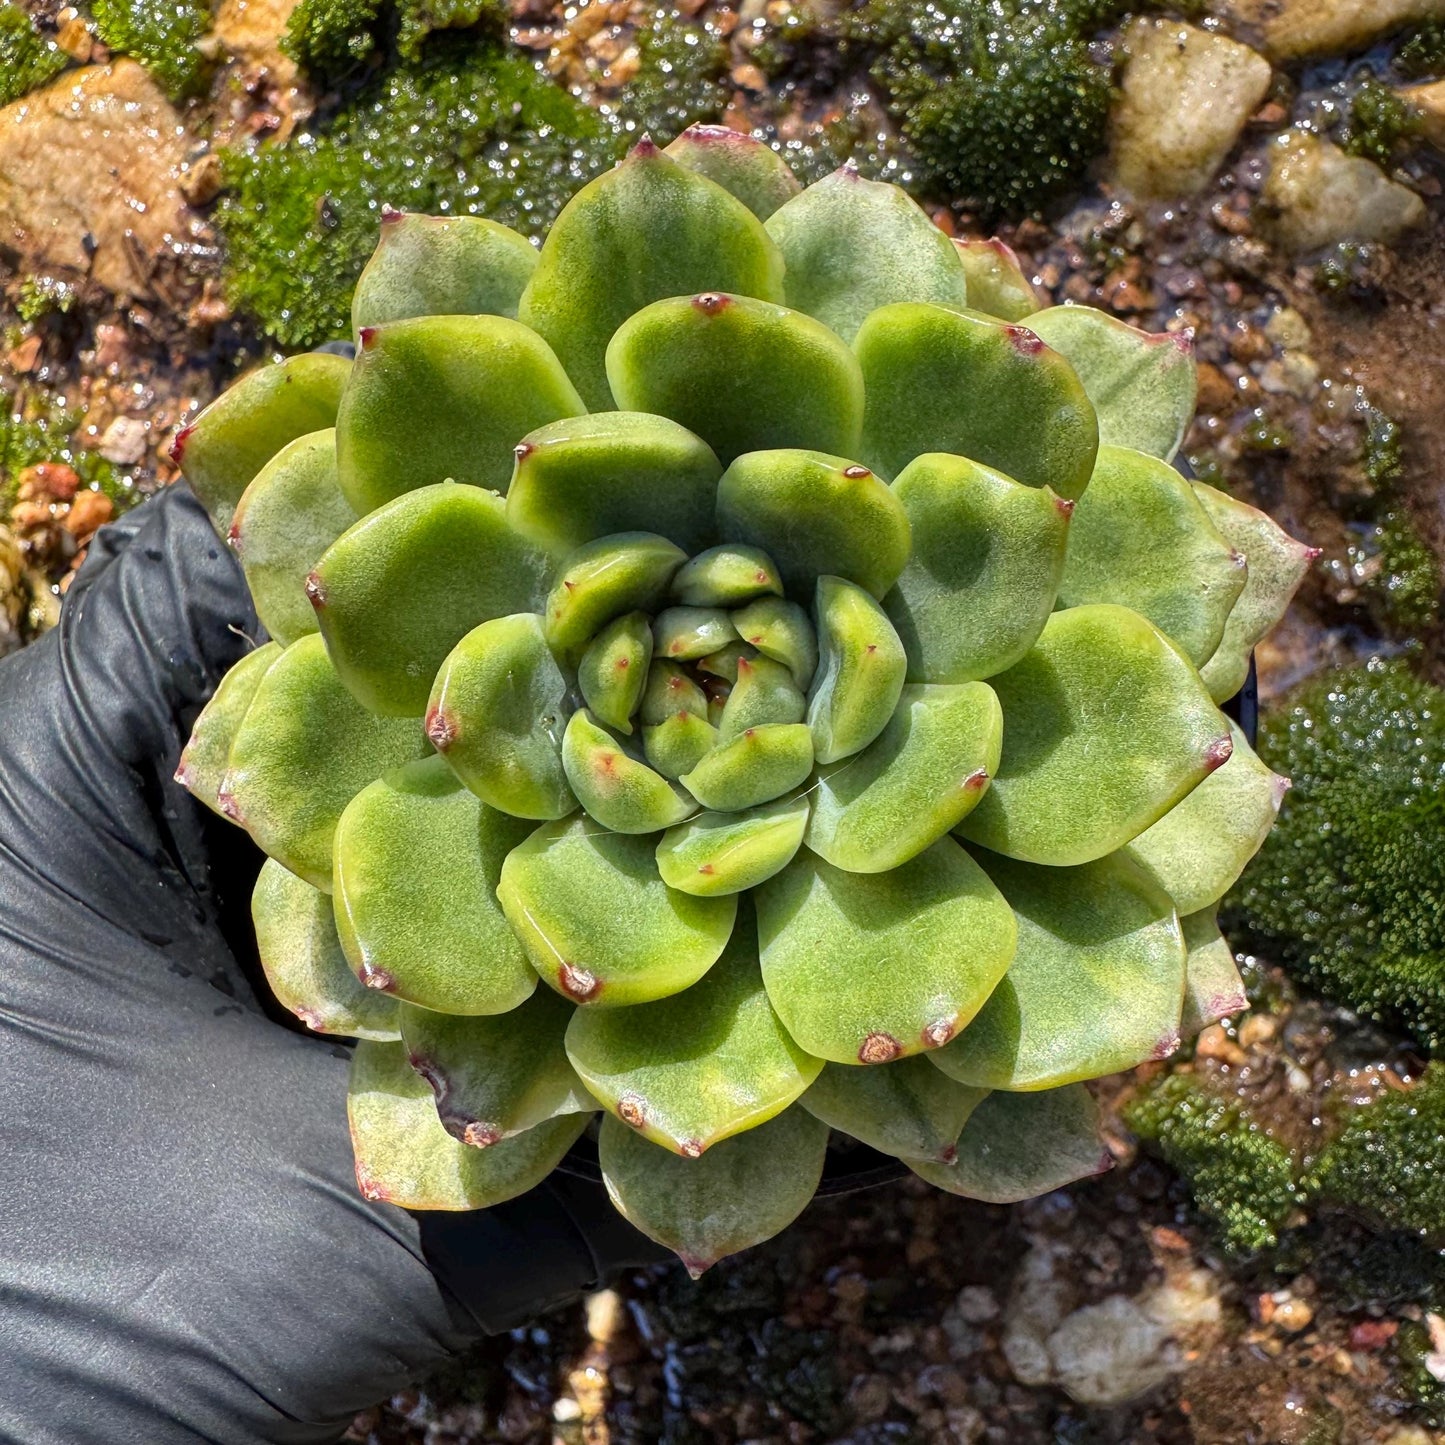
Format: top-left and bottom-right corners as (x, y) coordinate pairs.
(351, 211), (538, 335)
(496, 816), (737, 1006)
(718, 654), (806, 741)
(519, 140), (786, 409)
(1122, 718), (1289, 915)
(957, 605), (1233, 866)
(756, 837), (1017, 1065)
(933, 851), (1186, 1089)
(672, 543), (784, 607)
(952, 237), (1041, 322)
(808, 576), (907, 764)
(399, 989), (596, 1147)
(348, 1040), (587, 1210)
(764, 166), (969, 343)
(731, 597), (817, 689)
(1192, 482), (1317, 703)
(562, 709), (697, 834)
(229, 429), (357, 647)
(656, 793), (809, 896)
(542, 532), (687, 661)
(800, 1057), (988, 1164)
(606, 293), (865, 467)
(252, 858), (399, 1040)
(173, 352), (349, 533)
(333, 757), (537, 1014)
(716, 448), (911, 600)
(1059, 446), (1246, 667)
(885, 453), (1071, 683)
(1180, 907), (1247, 1037)
(311, 482), (551, 717)
(335, 315), (585, 514)
(664, 124), (802, 220)
(507, 411), (722, 559)
(174, 641), (282, 814)
(427, 613), (575, 820)
(1025, 306), (1196, 462)
(566, 906), (822, 1156)
(854, 301), (1098, 498)
(908, 1085), (1111, 1203)
(221, 634), (428, 889)
(578, 611), (652, 733)
(805, 682), (1002, 873)
(680, 723), (814, 811)
(599, 1108), (828, 1276)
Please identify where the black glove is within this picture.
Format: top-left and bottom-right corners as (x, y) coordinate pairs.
(0, 485), (662, 1445)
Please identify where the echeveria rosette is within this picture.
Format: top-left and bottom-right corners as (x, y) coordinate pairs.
(171, 127), (1313, 1277)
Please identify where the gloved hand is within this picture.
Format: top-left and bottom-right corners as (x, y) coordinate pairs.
(0, 484), (662, 1445)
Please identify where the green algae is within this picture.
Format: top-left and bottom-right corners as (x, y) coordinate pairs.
(0, 1), (66, 107)
(92, 0), (210, 99)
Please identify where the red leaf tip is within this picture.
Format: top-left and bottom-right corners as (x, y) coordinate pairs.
(1007, 325), (1045, 355)
(629, 134), (659, 158)
(380, 204), (404, 223)
(462, 1122), (502, 1148)
(921, 1019), (955, 1048)
(559, 961), (601, 1001)
(358, 326), (379, 350)
(1053, 495), (1076, 519)
(304, 571), (327, 609)
(618, 1094), (646, 1128)
(425, 705), (458, 751)
(842, 465), (872, 479)
(859, 1031), (902, 1064)
(168, 423), (194, 465)
(1205, 734), (1234, 772)
(692, 292), (731, 315)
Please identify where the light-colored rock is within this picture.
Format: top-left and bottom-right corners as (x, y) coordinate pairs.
(1001, 1241), (1077, 1387)
(97, 415), (148, 465)
(1109, 18), (1274, 200)
(1261, 128), (1427, 252)
(1140, 1268), (1223, 1331)
(0, 62), (207, 301)
(1404, 78), (1445, 152)
(0, 526), (26, 658)
(1219, 0), (1445, 61)
(1046, 1295), (1175, 1406)
(211, 0), (302, 82)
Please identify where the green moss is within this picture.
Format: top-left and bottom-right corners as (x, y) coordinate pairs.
(1343, 80), (1421, 166)
(216, 37), (616, 349)
(0, 1), (67, 106)
(1125, 1073), (1302, 1254)
(396, 0), (506, 60)
(1364, 404), (1405, 489)
(611, 7), (728, 142)
(0, 394), (130, 512)
(1371, 508), (1440, 632)
(1397, 1320), (1445, 1425)
(281, 0), (384, 77)
(1226, 659), (1445, 1051)
(92, 0), (211, 99)
(1396, 19), (1445, 82)
(844, 0), (1125, 218)
(15, 274), (76, 324)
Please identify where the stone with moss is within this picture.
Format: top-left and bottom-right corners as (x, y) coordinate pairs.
(1227, 659), (1445, 1051)
(92, 0), (210, 99)
(0, 395), (129, 514)
(0, 1), (66, 107)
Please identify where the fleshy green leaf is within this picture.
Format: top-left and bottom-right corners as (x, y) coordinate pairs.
(606, 292), (865, 466)
(598, 1107), (828, 1276)
(695, 640), (759, 685)
(719, 654), (806, 741)
(1058, 446), (1246, 667)
(652, 606), (738, 662)
(854, 301), (1098, 498)
(730, 597), (817, 689)
(1192, 482), (1318, 703)
(1179, 907), (1247, 1036)
(952, 237), (1041, 323)
(175, 352), (349, 533)
(351, 211), (538, 336)
(222, 635), (428, 889)
(680, 723), (814, 811)
(643, 711), (719, 780)
(933, 851), (1186, 1089)
(756, 837), (1017, 1065)
(805, 682), (1002, 873)
(427, 613), (575, 820)
(1025, 306), (1196, 462)
(348, 1039), (587, 1210)
(519, 139), (786, 409)
(399, 989), (595, 1146)
(800, 1057), (988, 1164)
(497, 815), (737, 1007)
(716, 448), (911, 600)
(664, 124), (803, 220)
(656, 793), (809, 896)
(312, 482), (551, 717)
(566, 905), (822, 1156)
(333, 757), (537, 1013)
(671, 543), (784, 608)
(562, 709), (697, 834)
(1121, 718), (1288, 915)
(230, 429), (357, 648)
(542, 532), (687, 661)
(764, 166), (968, 344)
(252, 857), (399, 1040)
(808, 576), (907, 764)
(335, 314), (585, 515)
(507, 412), (722, 559)
(175, 641), (282, 814)
(640, 659), (709, 726)
(884, 452), (1071, 683)
(908, 1085), (1110, 1203)
(579, 611), (653, 734)
(957, 605), (1233, 866)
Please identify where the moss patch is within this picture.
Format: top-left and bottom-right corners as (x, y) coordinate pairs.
(0, 1), (67, 107)
(1226, 659), (1445, 1051)
(1395, 19), (1445, 82)
(281, 0), (385, 78)
(0, 394), (130, 512)
(1343, 79), (1421, 166)
(92, 0), (211, 99)
(609, 7), (729, 142)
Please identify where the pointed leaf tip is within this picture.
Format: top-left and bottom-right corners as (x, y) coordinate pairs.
(1205, 733), (1234, 771)
(630, 135), (659, 158)
(358, 326), (378, 349)
(169, 423), (193, 464)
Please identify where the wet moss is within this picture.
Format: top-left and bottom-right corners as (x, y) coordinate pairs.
(281, 0), (385, 78)
(0, 1), (67, 106)
(1125, 1073), (1302, 1255)
(1226, 659), (1445, 1051)
(1396, 1320), (1445, 1426)
(610, 7), (729, 143)
(1343, 80), (1421, 167)
(1395, 19), (1445, 83)
(0, 394), (130, 511)
(92, 0), (211, 99)
(15, 274), (77, 325)
(1371, 508), (1440, 633)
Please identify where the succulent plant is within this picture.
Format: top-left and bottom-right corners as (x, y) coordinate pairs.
(173, 126), (1312, 1275)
